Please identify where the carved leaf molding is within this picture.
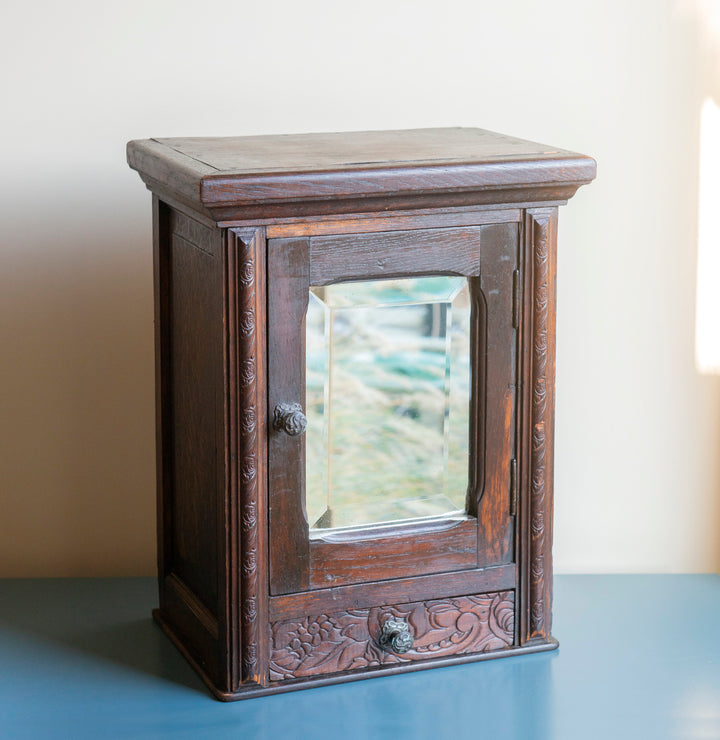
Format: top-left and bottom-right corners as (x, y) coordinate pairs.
(231, 227), (265, 684)
(269, 591), (514, 681)
(529, 212), (551, 639)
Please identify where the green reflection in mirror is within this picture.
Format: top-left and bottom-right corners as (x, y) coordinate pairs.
(305, 276), (470, 531)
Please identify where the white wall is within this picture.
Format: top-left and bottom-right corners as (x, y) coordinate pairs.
(1, 0), (718, 576)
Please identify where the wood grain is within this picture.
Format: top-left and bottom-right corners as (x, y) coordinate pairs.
(267, 238), (311, 595)
(476, 223), (519, 566)
(309, 519), (478, 589)
(196, 187), (587, 223)
(308, 226), (484, 284)
(269, 564), (516, 621)
(153, 206), (227, 690)
(167, 211), (222, 616)
(199, 160), (594, 208)
(128, 128), (596, 221)
(265, 207), (522, 238)
(153, 128), (569, 172)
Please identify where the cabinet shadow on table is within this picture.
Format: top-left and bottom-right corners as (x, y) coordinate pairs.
(0, 579), (207, 696)
(0, 577), (558, 732)
(75, 618), (206, 693)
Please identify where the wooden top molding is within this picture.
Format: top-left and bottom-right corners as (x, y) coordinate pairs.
(127, 128), (596, 221)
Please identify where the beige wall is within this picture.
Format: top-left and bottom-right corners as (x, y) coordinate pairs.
(1, 0), (719, 576)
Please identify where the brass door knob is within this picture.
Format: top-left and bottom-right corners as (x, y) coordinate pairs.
(273, 402), (307, 437)
(379, 618), (413, 654)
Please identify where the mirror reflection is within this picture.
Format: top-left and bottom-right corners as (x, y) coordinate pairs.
(305, 276), (471, 530)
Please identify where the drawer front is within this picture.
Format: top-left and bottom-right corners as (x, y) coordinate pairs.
(269, 591), (514, 681)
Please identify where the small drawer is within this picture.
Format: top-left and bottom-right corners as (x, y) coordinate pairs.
(269, 590), (515, 681)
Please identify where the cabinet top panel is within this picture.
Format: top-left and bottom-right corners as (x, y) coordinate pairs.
(127, 127), (595, 221)
(137, 128), (583, 173)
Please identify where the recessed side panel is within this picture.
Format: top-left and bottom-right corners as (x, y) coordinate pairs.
(153, 204), (228, 690)
(165, 210), (223, 615)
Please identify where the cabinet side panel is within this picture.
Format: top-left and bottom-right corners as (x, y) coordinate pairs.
(165, 209), (223, 616)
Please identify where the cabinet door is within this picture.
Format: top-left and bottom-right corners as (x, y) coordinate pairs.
(268, 224), (519, 595)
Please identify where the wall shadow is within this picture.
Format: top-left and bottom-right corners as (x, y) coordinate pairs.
(0, 185), (157, 577)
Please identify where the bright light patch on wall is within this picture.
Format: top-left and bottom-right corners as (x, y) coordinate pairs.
(696, 96), (720, 374)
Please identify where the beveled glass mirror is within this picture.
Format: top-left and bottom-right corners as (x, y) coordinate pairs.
(305, 276), (471, 531)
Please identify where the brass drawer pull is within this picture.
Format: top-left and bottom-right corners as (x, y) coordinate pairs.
(379, 618), (413, 654)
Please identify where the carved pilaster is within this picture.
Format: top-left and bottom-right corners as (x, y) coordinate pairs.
(524, 209), (557, 642)
(227, 227), (267, 687)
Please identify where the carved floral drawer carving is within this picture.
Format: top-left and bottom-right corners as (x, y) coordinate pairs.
(270, 591), (515, 681)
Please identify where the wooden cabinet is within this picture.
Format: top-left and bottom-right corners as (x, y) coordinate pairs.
(127, 128), (595, 700)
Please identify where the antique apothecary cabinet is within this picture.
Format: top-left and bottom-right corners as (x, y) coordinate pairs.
(127, 128), (595, 700)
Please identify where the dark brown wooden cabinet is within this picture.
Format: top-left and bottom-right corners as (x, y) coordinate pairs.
(127, 128), (595, 700)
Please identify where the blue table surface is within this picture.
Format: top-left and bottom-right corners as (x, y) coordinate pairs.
(0, 575), (718, 739)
